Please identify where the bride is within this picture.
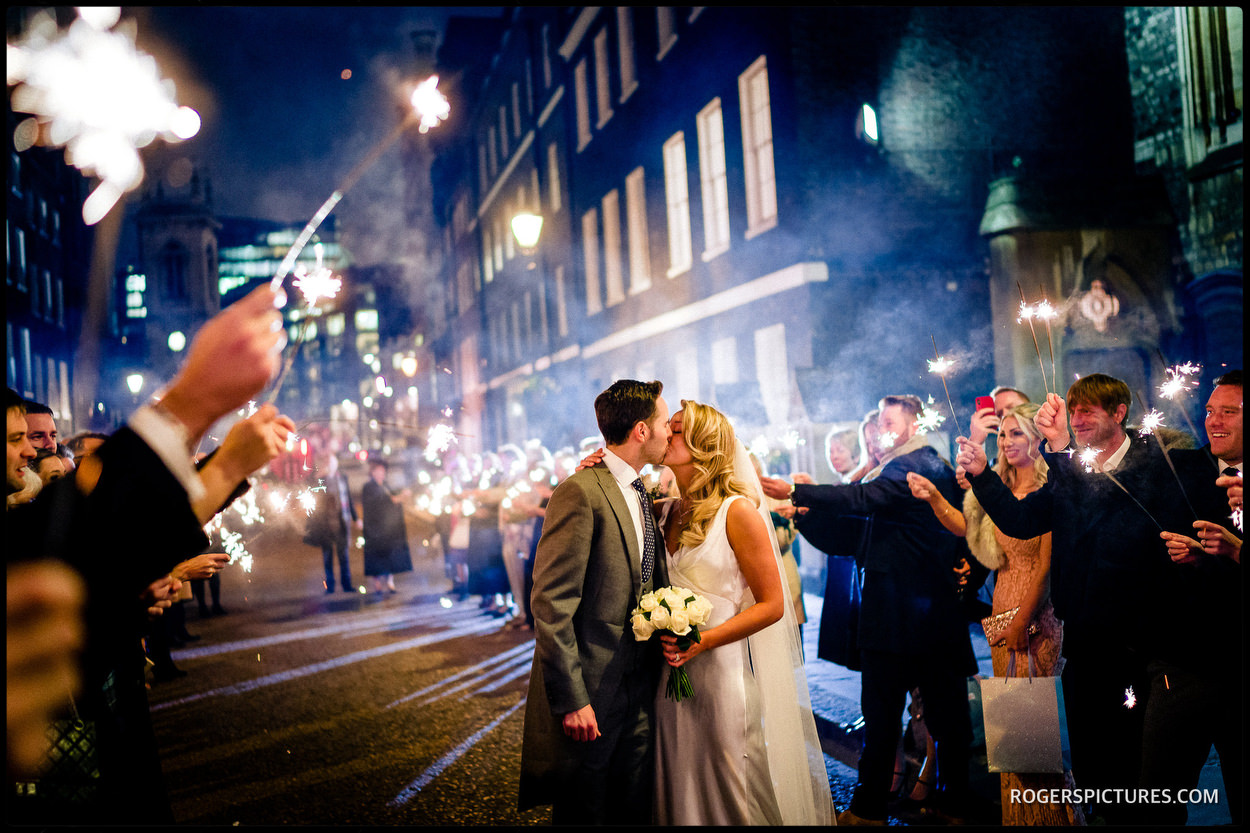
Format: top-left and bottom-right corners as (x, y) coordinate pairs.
(654, 400), (832, 825)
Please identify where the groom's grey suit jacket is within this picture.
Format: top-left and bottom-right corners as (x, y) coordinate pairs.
(518, 462), (667, 811)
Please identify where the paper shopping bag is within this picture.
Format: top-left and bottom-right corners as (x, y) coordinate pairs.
(977, 654), (1071, 774)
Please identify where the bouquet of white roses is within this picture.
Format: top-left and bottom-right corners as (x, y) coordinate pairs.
(630, 585), (714, 701)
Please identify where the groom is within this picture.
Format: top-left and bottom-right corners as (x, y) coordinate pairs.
(519, 380), (671, 824)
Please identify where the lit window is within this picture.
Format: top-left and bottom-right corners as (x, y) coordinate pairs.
(602, 190), (624, 306)
(663, 132), (693, 277)
(697, 98), (731, 259)
(626, 167), (651, 293)
(325, 314), (345, 337)
(355, 309), (379, 332)
(858, 103), (879, 145)
(657, 7), (677, 60)
(582, 208), (602, 314)
(595, 29), (614, 128)
(575, 60), (592, 150)
(547, 142), (563, 212)
(739, 56), (778, 238)
(618, 8), (638, 102)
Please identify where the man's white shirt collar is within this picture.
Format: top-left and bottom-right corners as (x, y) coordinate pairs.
(1097, 433), (1133, 473)
(602, 448), (641, 486)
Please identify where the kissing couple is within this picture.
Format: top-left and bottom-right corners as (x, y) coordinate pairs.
(519, 379), (833, 825)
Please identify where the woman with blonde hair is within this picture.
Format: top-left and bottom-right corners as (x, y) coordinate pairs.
(653, 400), (830, 825)
(908, 402), (1082, 826)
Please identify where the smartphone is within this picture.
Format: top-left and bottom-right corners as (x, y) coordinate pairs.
(974, 395), (994, 413)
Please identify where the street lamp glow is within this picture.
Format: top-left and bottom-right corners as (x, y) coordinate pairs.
(511, 212), (544, 250)
(400, 355), (419, 377)
(167, 330), (186, 352)
(126, 372), (144, 394)
(860, 103), (878, 145)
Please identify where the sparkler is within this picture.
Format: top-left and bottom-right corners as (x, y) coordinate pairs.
(929, 335), (963, 438)
(1016, 283), (1051, 396)
(1134, 391), (1199, 520)
(1074, 444), (1164, 528)
(916, 395), (946, 435)
(1154, 355), (1214, 469)
(1035, 285), (1059, 392)
(7, 8), (201, 224)
(265, 75), (449, 402)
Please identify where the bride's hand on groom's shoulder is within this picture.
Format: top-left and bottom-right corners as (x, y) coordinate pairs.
(575, 447), (605, 472)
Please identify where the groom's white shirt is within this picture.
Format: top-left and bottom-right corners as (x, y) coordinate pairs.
(602, 448), (647, 570)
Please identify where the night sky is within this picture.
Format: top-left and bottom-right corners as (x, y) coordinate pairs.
(127, 6), (502, 263)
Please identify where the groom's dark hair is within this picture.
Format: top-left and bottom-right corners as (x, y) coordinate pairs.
(595, 380), (663, 446)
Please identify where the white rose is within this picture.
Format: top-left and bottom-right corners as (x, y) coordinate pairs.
(686, 596), (713, 626)
(658, 587), (684, 609)
(668, 609), (692, 636)
(639, 593), (659, 612)
(631, 612), (656, 641)
(649, 605), (670, 631)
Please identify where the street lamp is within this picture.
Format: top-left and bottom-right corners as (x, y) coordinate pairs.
(511, 212), (544, 253)
(126, 373), (144, 395)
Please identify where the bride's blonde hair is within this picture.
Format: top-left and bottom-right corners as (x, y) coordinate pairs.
(677, 400), (757, 549)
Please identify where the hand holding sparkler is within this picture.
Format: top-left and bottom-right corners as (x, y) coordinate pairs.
(759, 475), (796, 502)
(170, 552), (230, 582)
(158, 286), (285, 443)
(1216, 473), (1243, 532)
(1034, 392), (1071, 453)
(193, 404), (295, 524)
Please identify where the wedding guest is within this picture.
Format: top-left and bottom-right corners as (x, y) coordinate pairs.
(910, 403), (1082, 825)
(956, 373), (1218, 824)
(360, 458), (413, 595)
(21, 399), (59, 452)
(763, 395), (976, 825)
(32, 447), (70, 485)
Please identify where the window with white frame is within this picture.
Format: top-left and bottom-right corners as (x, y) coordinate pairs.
(488, 125), (498, 176)
(554, 264), (569, 336)
(663, 132), (693, 277)
(617, 7), (638, 102)
(755, 323), (789, 425)
(547, 142), (563, 213)
(512, 82), (522, 137)
(657, 7), (677, 60)
(478, 143), (489, 193)
(697, 98), (731, 259)
(625, 166), (651, 293)
(1176, 7), (1243, 165)
(499, 106), (509, 158)
(739, 56), (778, 237)
(541, 24), (553, 89)
(594, 29), (614, 128)
(674, 345), (699, 403)
(494, 217), (505, 271)
(712, 336), (739, 384)
(483, 228), (494, 283)
(575, 59), (592, 150)
(602, 189), (624, 306)
(582, 207), (602, 314)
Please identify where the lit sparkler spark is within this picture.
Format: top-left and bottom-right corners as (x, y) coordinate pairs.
(1033, 299), (1057, 321)
(879, 431), (899, 450)
(1233, 507), (1243, 533)
(411, 74), (451, 133)
(1078, 447), (1101, 472)
(1016, 282), (1052, 395)
(297, 488), (317, 516)
(7, 8), (201, 224)
(927, 356), (954, 376)
(1016, 301), (1036, 323)
(291, 244), (342, 308)
(425, 423), (458, 460)
(917, 405), (946, 434)
(1139, 409), (1165, 436)
(1158, 363), (1202, 400)
(1124, 686), (1136, 709)
(929, 335), (963, 437)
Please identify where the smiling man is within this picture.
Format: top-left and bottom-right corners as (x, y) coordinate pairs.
(7, 389), (38, 496)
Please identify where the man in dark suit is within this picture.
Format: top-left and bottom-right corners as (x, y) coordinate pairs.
(957, 372), (1217, 824)
(763, 394), (976, 825)
(519, 380), (671, 825)
(306, 450), (358, 593)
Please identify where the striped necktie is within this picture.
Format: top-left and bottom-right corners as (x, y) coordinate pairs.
(631, 478), (656, 586)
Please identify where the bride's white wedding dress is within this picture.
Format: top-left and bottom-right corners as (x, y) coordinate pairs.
(654, 494), (832, 825)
